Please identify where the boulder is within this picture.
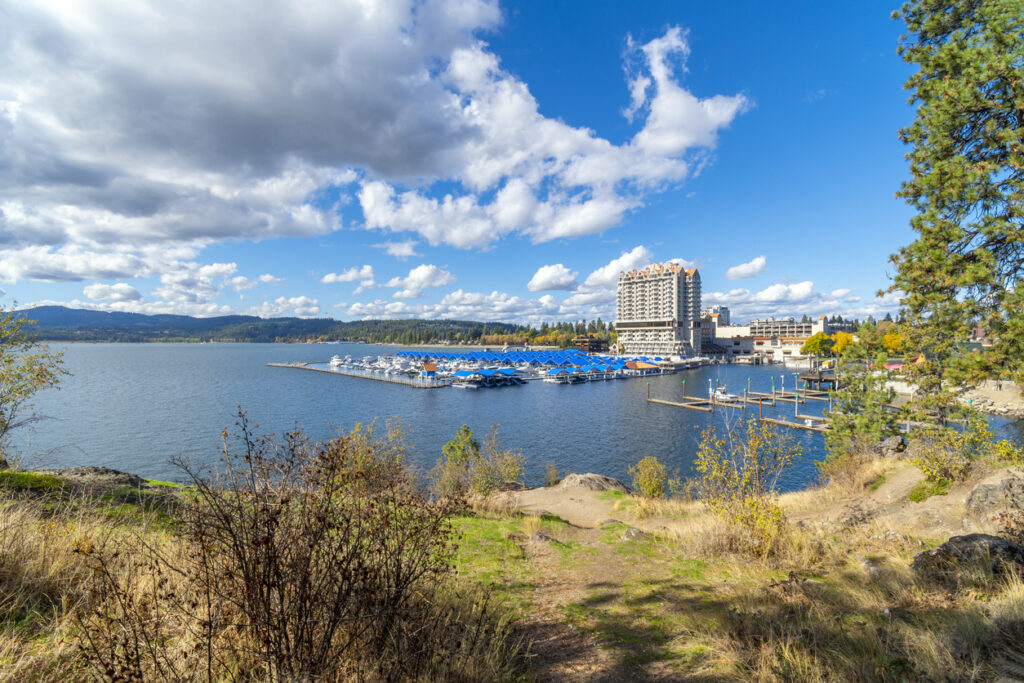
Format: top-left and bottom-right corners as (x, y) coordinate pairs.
(873, 436), (906, 458)
(911, 533), (1024, 580)
(529, 532), (563, 546)
(965, 475), (1024, 522)
(55, 466), (146, 488)
(556, 473), (632, 493)
(621, 528), (649, 541)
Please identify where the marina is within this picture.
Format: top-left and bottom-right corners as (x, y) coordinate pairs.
(270, 349), (703, 390)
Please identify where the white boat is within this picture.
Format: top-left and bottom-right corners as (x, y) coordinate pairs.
(329, 355), (343, 368)
(712, 387), (739, 401)
(452, 381), (479, 389)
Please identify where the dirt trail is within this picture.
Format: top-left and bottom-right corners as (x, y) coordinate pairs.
(488, 465), (1019, 680)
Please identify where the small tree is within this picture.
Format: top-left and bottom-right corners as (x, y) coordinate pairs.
(821, 345), (902, 481)
(694, 419), (800, 557)
(431, 424), (524, 497)
(0, 307), (66, 463)
(831, 331), (854, 355)
(627, 456), (667, 498)
(801, 332), (834, 357)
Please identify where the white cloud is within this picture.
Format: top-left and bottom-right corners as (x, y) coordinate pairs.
(830, 288), (851, 298)
(83, 283), (142, 303)
(3, 2), (748, 312)
(384, 264), (456, 299)
(627, 27), (751, 156)
(25, 297), (236, 318)
(725, 255), (766, 280)
(373, 240), (423, 260)
(248, 296), (321, 318)
(527, 264), (578, 292)
(321, 265), (374, 284)
(583, 246), (653, 287)
(355, 26), (746, 249)
(259, 273), (283, 283)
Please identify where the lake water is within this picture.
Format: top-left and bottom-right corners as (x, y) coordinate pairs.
(11, 343), (1022, 490)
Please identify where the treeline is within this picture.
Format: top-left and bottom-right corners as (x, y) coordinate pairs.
(22, 306), (616, 347)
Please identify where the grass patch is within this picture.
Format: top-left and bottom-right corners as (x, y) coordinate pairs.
(908, 479), (951, 502)
(144, 479), (181, 488)
(596, 490), (625, 502)
(0, 471), (64, 493)
(868, 473), (887, 491)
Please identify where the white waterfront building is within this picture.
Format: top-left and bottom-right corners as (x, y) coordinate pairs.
(615, 262), (702, 357)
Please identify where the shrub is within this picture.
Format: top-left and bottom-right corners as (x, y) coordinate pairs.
(628, 456), (667, 498)
(431, 424), (525, 497)
(75, 410), (521, 681)
(543, 462), (560, 487)
(910, 412), (993, 487)
(694, 419), (800, 557)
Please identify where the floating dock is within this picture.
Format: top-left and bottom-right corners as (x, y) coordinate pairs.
(268, 362), (451, 389)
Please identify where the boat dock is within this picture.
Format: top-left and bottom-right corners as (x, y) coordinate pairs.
(268, 362), (451, 389)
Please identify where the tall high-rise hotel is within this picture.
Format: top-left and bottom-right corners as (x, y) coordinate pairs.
(615, 263), (702, 357)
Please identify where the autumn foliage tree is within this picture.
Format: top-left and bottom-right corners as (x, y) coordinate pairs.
(0, 307), (66, 463)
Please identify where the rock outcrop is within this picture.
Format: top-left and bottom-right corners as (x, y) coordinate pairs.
(911, 533), (1024, 581)
(556, 473), (632, 493)
(873, 436), (906, 458)
(965, 473), (1024, 523)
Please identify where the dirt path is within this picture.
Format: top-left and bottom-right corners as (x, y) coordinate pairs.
(472, 464), (1021, 679)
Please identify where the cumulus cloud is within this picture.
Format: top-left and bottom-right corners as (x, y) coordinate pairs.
(321, 265), (374, 284)
(527, 264), (578, 292)
(384, 264), (456, 299)
(626, 27), (750, 156)
(355, 24), (747, 249)
(248, 296), (321, 318)
(725, 255), (766, 280)
(373, 240), (423, 260)
(83, 283), (142, 303)
(583, 246), (653, 287)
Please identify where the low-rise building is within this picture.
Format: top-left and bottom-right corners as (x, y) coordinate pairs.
(706, 315), (854, 363)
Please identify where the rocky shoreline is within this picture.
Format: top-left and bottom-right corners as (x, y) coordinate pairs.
(961, 379), (1024, 419)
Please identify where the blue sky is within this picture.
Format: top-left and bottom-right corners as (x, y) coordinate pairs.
(3, 0), (913, 324)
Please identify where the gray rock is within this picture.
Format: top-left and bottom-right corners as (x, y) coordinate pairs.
(965, 475), (1024, 522)
(496, 480), (528, 492)
(621, 528), (649, 541)
(529, 532), (563, 546)
(599, 518), (623, 526)
(911, 533), (1024, 580)
(861, 558), (883, 579)
(873, 436), (906, 458)
(55, 466), (145, 488)
(557, 473), (632, 493)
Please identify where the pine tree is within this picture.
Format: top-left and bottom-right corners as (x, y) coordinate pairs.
(890, 0), (1024, 384)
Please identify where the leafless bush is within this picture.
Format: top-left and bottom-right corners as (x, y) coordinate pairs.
(76, 410), (521, 681)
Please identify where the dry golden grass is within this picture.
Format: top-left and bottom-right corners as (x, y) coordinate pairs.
(0, 496), (172, 681)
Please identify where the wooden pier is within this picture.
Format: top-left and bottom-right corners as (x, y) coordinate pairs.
(268, 362), (452, 389)
(647, 397), (712, 413)
(798, 370), (837, 389)
(647, 387), (833, 433)
(761, 417), (830, 433)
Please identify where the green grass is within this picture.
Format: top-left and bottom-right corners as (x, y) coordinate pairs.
(908, 479), (951, 502)
(596, 490), (625, 502)
(450, 515), (533, 612)
(0, 471), (64, 493)
(869, 473), (887, 491)
(145, 478), (182, 488)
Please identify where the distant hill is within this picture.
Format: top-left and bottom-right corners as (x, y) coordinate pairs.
(17, 306), (527, 344)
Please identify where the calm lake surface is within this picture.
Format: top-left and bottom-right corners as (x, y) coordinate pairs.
(13, 343), (1023, 490)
